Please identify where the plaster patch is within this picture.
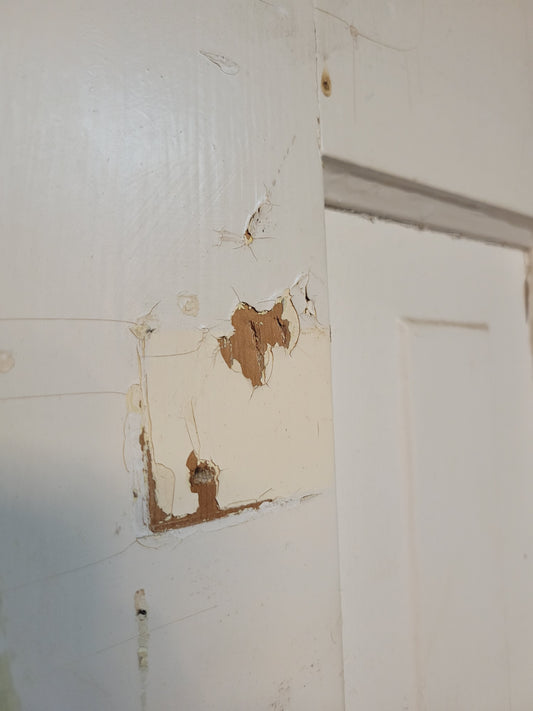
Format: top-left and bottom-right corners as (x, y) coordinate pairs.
(177, 293), (200, 317)
(127, 282), (333, 532)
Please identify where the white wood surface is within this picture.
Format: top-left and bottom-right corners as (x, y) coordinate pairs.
(323, 156), (533, 250)
(0, 3), (344, 709)
(326, 209), (533, 710)
(316, 0), (533, 216)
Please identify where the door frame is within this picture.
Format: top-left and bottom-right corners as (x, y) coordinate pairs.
(323, 155), (533, 250)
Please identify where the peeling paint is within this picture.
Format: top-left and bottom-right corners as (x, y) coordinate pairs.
(130, 308), (159, 341)
(0, 351), (15, 373)
(199, 50), (240, 75)
(140, 428), (267, 531)
(291, 273), (320, 328)
(126, 383), (143, 413)
(215, 193), (275, 259)
(218, 291), (299, 387)
(126, 280), (332, 533)
(187, 450), (220, 518)
(243, 191), (274, 246)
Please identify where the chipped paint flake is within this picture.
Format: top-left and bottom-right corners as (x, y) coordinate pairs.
(139, 430), (267, 531)
(218, 291), (299, 387)
(130, 308), (159, 341)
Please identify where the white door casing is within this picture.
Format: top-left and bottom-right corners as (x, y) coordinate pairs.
(326, 209), (533, 710)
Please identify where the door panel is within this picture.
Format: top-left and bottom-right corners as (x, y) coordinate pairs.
(326, 209), (533, 710)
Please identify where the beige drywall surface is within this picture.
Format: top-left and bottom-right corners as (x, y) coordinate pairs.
(0, 2), (344, 709)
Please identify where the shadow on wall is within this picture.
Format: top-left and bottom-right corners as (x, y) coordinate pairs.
(0, 393), (146, 711)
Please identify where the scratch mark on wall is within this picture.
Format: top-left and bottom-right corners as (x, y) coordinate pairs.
(84, 605), (219, 660)
(315, 6), (422, 53)
(1, 540), (140, 596)
(134, 589), (149, 711)
(0, 352), (15, 374)
(257, 0), (288, 14)
(199, 50), (240, 75)
(0, 317), (136, 325)
(218, 290), (299, 387)
(130, 307), (159, 342)
(0, 391), (127, 402)
(144, 329), (209, 359)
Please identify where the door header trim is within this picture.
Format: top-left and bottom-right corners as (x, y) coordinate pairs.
(323, 155), (533, 249)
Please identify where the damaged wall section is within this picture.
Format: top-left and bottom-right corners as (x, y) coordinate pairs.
(125, 277), (333, 532)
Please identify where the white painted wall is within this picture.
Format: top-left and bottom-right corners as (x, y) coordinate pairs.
(316, 0), (533, 215)
(0, 2), (343, 709)
(2, 0), (532, 708)
(326, 211), (533, 710)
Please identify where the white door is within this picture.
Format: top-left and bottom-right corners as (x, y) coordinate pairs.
(326, 209), (533, 710)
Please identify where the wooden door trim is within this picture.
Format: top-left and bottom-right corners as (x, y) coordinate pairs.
(323, 155), (533, 249)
